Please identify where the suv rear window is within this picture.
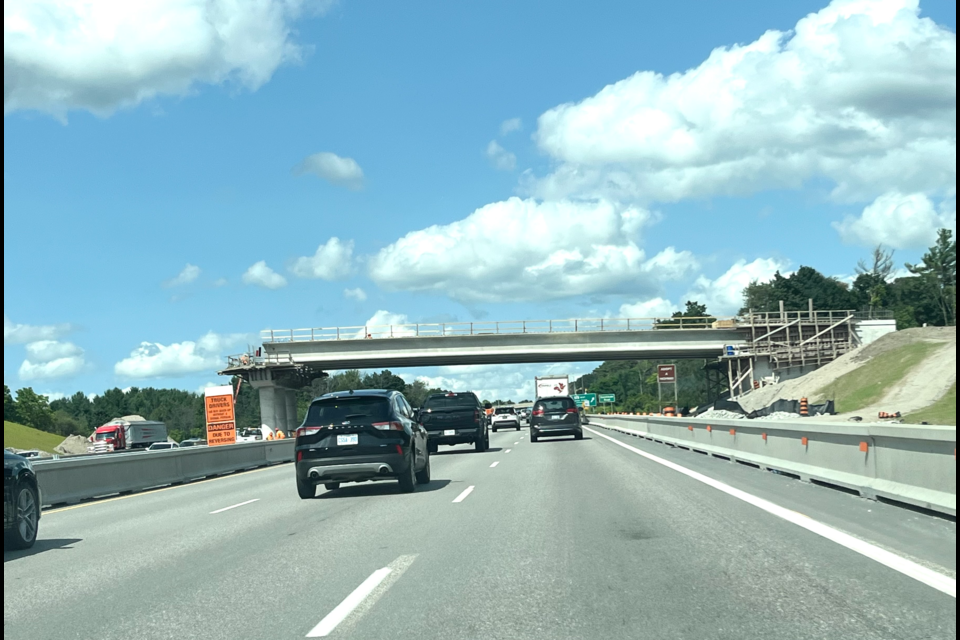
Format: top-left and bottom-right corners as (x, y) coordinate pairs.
(495, 407), (515, 414)
(304, 397), (391, 426)
(422, 394), (477, 409)
(535, 398), (575, 412)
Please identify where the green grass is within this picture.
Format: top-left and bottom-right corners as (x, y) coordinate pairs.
(815, 341), (941, 414)
(905, 384), (956, 426)
(3, 421), (64, 454)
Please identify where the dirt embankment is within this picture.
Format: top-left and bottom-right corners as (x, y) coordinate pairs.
(738, 326), (956, 419)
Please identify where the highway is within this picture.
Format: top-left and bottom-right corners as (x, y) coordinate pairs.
(4, 423), (956, 640)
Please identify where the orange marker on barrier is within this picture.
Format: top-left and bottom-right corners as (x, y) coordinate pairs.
(688, 425), (694, 431)
(761, 432), (767, 441)
(729, 429), (736, 436)
(706, 425), (712, 432)
(859, 441), (869, 452)
(801, 437), (809, 446)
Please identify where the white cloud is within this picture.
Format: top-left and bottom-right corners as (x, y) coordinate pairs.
(531, 0), (955, 204)
(4, 316), (73, 344)
(686, 258), (786, 315)
(833, 191), (956, 249)
(618, 298), (678, 318)
(290, 238), (355, 280)
(405, 362), (596, 403)
(485, 140), (517, 171)
(242, 260), (287, 289)
(369, 197), (696, 303)
(213, 277), (229, 287)
(18, 340), (85, 381)
(294, 152), (364, 190)
(5, 0), (330, 119)
(344, 287), (367, 302)
(357, 310), (416, 338)
(115, 331), (249, 378)
(500, 117), (522, 136)
(164, 264), (201, 287)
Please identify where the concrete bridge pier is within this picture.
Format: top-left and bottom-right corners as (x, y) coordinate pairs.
(247, 369), (301, 436)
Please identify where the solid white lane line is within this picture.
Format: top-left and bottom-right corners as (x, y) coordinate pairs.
(584, 425), (957, 598)
(453, 486), (475, 503)
(490, 461), (500, 468)
(209, 499), (259, 515)
(307, 555), (417, 638)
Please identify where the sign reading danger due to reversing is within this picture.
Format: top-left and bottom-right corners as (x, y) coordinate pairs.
(204, 385), (237, 447)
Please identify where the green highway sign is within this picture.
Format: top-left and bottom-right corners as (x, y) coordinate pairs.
(598, 394), (616, 403)
(570, 393), (597, 407)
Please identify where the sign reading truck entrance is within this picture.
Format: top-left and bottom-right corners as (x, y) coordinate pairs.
(204, 385), (237, 446)
(657, 364), (677, 383)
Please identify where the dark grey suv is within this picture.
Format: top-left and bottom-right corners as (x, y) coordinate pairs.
(530, 396), (584, 443)
(5, 451), (41, 550)
(295, 390), (430, 498)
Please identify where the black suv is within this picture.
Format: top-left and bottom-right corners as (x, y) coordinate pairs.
(5, 450), (41, 550)
(419, 392), (489, 453)
(530, 396), (584, 442)
(294, 390), (430, 498)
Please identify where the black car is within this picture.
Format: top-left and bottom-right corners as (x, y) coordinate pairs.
(419, 392), (489, 453)
(530, 396), (584, 442)
(294, 390), (430, 498)
(4, 450), (41, 550)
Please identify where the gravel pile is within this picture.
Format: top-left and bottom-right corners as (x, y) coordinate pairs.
(697, 409), (745, 420)
(755, 411), (801, 421)
(54, 434), (90, 455)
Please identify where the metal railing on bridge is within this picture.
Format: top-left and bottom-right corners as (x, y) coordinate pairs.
(257, 316), (737, 344)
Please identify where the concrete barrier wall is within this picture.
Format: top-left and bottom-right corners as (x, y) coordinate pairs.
(33, 440), (295, 507)
(595, 416), (956, 516)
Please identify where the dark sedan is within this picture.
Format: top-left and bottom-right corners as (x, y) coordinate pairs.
(530, 396), (584, 443)
(4, 450), (41, 550)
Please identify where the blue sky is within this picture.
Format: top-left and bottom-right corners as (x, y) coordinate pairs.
(4, 0), (956, 402)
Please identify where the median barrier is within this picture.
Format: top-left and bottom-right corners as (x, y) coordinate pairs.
(594, 416), (956, 517)
(33, 440), (296, 507)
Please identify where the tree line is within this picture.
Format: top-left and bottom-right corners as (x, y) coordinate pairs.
(4, 371), (447, 444)
(5, 230), (954, 438)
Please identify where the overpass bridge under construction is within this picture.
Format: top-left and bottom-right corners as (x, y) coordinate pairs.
(220, 310), (895, 435)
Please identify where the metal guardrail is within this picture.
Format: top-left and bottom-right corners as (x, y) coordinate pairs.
(595, 415), (956, 517)
(258, 316), (735, 344)
(33, 440), (295, 507)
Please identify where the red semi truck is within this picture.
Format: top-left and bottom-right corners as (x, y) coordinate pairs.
(91, 417), (168, 451)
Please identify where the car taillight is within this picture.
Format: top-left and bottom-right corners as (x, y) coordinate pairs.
(566, 408), (578, 414)
(532, 410), (544, 416)
(373, 421), (405, 431)
(296, 427), (321, 437)
(296, 451), (303, 463)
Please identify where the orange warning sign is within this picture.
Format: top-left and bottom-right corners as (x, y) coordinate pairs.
(205, 394), (234, 424)
(204, 386), (236, 447)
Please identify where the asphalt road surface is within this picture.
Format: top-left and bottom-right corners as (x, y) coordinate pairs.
(4, 422), (956, 640)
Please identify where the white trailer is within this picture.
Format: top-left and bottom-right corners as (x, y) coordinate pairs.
(535, 375), (570, 398)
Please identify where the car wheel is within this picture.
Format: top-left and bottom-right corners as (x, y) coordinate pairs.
(416, 451), (431, 485)
(324, 482), (341, 491)
(531, 434), (539, 443)
(5, 482), (39, 550)
(398, 452), (417, 493)
(475, 434), (487, 452)
(575, 431), (584, 440)
(492, 427), (498, 433)
(428, 442), (439, 454)
(515, 425), (520, 431)
(297, 477), (316, 500)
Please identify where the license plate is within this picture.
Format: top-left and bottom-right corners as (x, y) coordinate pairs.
(443, 429), (456, 436)
(337, 434), (359, 446)
(550, 414), (563, 420)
